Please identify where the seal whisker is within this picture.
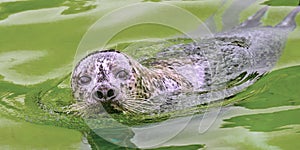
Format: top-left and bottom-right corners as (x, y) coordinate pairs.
(121, 103), (142, 113)
(124, 99), (154, 104)
(122, 101), (147, 109)
(123, 99), (158, 108)
(127, 104), (155, 112)
(120, 100), (156, 113)
(123, 102), (152, 109)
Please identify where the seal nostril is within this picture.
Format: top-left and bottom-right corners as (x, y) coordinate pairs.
(107, 89), (115, 98)
(96, 91), (104, 99)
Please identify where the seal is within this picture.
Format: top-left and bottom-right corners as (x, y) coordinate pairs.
(71, 49), (193, 114)
(71, 7), (300, 114)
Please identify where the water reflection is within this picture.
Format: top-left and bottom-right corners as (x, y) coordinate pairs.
(0, 0), (97, 20)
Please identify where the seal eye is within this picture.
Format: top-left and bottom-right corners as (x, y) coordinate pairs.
(116, 70), (128, 80)
(78, 75), (91, 85)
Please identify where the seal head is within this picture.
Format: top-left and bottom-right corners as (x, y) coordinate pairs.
(71, 50), (141, 112)
(71, 50), (192, 114)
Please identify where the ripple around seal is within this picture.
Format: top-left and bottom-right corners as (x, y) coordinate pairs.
(4, 58), (298, 150)
(35, 66), (299, 126)
(0, 38), (295, 150)
(0, 65), (292, 131)
(59, 62), (300, 148)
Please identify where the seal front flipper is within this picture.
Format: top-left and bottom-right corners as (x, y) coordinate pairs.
(276, 6), (300, 30)
(222, 0), (257, 31)
(237, 6), (269, 29)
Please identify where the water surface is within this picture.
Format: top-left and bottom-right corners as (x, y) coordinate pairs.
(0, 0), (300, 149)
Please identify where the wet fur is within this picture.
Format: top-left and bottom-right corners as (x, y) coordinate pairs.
(71, 7), (300, 115)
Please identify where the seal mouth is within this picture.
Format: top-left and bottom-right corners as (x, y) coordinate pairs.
(90, 93), (123, 114)
(101, 101), (123, 114)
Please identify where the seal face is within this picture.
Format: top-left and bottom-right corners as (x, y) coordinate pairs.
(71, 50), (139, 112)
(71, 50), (193, 114)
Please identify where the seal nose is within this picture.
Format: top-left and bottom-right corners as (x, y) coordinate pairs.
(94, 87), (118, 101)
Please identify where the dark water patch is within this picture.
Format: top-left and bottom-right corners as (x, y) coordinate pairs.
(262, 0), (300, 6)
(0, 0), (97, 20)
(0, 75), (30, 116)
(221, 66), (300, 132)
(232, 66), (300, 109)
(222, 108), (300, 132)
(0, 74), (88, 132)
(88, 129), (204, 150)
(87, 127), (137, 149)
(0, 75), (29, 96)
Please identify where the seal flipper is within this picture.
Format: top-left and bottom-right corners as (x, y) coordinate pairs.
(222, 0), (257, 31)
(237, 6), (269, 28)
(276, 6), (300, 30)
(204, 0), (227, 33)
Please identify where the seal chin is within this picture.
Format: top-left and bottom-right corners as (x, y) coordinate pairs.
(88, 93), (124, 113)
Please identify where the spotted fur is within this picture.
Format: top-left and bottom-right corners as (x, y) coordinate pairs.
(71, 7), (300, 115)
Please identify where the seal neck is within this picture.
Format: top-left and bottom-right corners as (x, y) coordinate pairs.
(127, 55), (192, 99)
(135, 63), (192, 95)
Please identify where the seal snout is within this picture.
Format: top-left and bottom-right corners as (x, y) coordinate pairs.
(93, 85), (119, 101)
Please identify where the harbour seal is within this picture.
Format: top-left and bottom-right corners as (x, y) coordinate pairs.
(71, 49), (193, 114)
(71, 7), (300, 114)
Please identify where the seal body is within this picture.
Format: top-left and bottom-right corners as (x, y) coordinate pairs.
(149, 27), (288, 91)
(71, 7), (300, 114)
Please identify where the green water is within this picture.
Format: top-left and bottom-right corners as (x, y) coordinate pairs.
(1, 0), (300, 149)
